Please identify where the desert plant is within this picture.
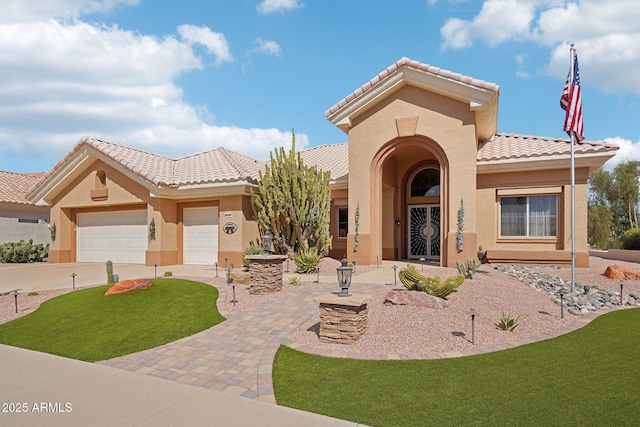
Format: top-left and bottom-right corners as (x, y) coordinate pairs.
(621, 227), (640, 250)
(457, 257), (482, 279)
(295, 247), (322, 274)
(251, 131), (332, 257)
(0, 240), (49, 263)
(398, 265), (464, 299)
(27, 291), (39, 296)
(288, 276), (300, 285)
(164, 271), (173, 277)
(106, 260), (114, 284)
(242, 244), (264, 270)
(498, 311), (521, 331)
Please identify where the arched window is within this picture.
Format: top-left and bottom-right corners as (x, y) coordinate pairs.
(410, 168), (440, 197)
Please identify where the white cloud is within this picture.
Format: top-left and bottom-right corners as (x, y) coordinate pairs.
(0, 0), (139, 23)
(256, 0), (303, 15)
(439, 1), (640, 95)
(253, 38), (282, 56)
(602, 137), (640, 171)
(177, 24), (233, 65)
(0, 3), (308, 168)
(440, 0), (535, 49)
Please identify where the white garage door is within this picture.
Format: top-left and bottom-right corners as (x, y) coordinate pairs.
(77, 211), (147, 264)
(183, 207), (218, 265)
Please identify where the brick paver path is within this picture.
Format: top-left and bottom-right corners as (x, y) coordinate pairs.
(99, 275), (384, 404)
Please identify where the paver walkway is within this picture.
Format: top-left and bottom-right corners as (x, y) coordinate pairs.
(99, 272), (388, 404)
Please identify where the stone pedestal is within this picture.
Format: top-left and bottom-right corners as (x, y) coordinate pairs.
(314, 293), (371, 345)
(245, 254), (288, 295)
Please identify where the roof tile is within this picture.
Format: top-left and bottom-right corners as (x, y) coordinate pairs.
(0, 171), (44, 205)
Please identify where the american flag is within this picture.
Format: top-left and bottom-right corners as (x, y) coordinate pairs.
(560, 50), (584, 142)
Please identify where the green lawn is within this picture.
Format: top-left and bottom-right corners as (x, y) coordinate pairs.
(274, 308), (640, 427)
(0, 278), (224, 362)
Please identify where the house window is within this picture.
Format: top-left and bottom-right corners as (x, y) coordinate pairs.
(410, 168), (440, 197)
(337, 207), (348, 238)
(500, 196), (557, 237)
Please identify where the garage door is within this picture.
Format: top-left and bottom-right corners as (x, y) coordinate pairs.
(183, 207), (218, 265)
(77, 211), (147, 264)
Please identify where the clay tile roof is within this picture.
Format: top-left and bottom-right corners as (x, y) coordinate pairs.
(477, 133), (618, 161)
(0, 170), (45, 204)
(299, 143), (349, 182)
(325, 57), (500, 117)
(173, 147), (264, 185)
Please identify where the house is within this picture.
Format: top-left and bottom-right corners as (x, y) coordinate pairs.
(0, 171), (50, 245)
(27, 57), (617, 267)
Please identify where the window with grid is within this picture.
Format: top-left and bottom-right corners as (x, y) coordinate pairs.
(337, 207), (348, 238)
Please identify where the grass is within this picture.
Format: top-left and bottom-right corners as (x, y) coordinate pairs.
(0, 278), (224, 362)
(274, 308), (640, 427)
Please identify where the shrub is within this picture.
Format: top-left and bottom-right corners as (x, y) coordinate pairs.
(242, 244), (264, 270)
(456, 257), (481, 279)
(0, 240), (49, 263)
(620, 228), (640, 250)
(498, 311), (521, 331)
(295, 247), (322, 274)
(163, 271), (173, 277)
(288, 276), (300, 285)
(27, 291), (39, 296)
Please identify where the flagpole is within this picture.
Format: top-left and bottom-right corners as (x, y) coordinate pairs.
(569, 44), (576, 293)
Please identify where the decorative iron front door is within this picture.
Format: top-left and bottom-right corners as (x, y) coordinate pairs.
(408, 204), (440, 260)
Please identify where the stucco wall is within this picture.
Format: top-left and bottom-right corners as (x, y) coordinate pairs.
(0, 204), (50, 245)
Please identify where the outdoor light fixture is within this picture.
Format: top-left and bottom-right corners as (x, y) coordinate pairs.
(470, 308), (477, 345)
(559, 288), (566, 319)
(620, 281), (624, 306)
(419, 257), (426, 271)
(393, 265), (398, 287)
(336, 257), (353, 297)
(215, 262), (218, 277)
(227, 266), (237, 306)
(71, 273), (77, 291)
(315, 266), (320, 283)
(262, 230), (273, 255)
(154, 262), (158, 278)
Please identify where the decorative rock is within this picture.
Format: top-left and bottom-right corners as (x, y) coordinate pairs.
(383, 290), (450, 309)
(105, 278), (153, 295)
(604, 264), (640, 280)
(493, 264), (640, 316)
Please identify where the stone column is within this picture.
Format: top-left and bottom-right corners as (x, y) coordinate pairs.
(245, 254), (288, 295)
(314, 294), (371, 344)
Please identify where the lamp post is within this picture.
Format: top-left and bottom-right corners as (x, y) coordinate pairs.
(227, 265), (236, 306)
(154, 262), (157, 278)
(620, 281), (624, 306)
(215, 262), (218, 278)
(262, 230), (273, 255)
(71, 273), (77, 291)
(419, 257), (426, 271)
(559, 288), (566, 319)
(392, 265), (397, 287)
(337, 257), (353, 297)
(470, 309), (476, 345)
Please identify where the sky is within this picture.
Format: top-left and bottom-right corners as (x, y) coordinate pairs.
(1, 0), (639, 173)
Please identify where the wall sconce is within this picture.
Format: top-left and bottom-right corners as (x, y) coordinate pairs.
(395, 218), (401, 227)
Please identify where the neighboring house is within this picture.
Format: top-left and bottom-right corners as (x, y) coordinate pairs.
(28, 57), (617, 267)
(0, 171), (50, 245)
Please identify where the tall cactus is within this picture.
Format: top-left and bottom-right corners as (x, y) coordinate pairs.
(251, 130), (332, 257)
(106, 260), (114, 285)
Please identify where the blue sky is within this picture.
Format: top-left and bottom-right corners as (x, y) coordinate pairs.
(1, 0), (639, 173)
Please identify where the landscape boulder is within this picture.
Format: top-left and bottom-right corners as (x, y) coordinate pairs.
(604, 265), (640, 280)
(105, 278), (153, 295)
(384, 290), (450, 309)
(230, 271), (250, 285)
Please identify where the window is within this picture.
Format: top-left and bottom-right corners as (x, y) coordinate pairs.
(337, 208), (348, 238)
(500, 195), (557, 237)
(410, 168), (440, 197)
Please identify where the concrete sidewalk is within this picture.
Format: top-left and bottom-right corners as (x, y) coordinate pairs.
(0, 344), (361, 427)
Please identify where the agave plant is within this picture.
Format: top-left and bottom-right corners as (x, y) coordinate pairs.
(498, 311), (521, 331)
(295, 247), (322, 274)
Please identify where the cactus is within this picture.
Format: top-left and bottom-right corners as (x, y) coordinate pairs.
(456, 257), (482, 279)
(106, 260), (114, 285)
(250, 130), (332, 257)
(398, 265), (464, 299)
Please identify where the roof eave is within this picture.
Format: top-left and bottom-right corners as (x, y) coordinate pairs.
(152, 181), (258, 199)
(477, 151), (618, 174)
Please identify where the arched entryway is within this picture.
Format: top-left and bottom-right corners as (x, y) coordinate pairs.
(370, 136), (449, 265)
